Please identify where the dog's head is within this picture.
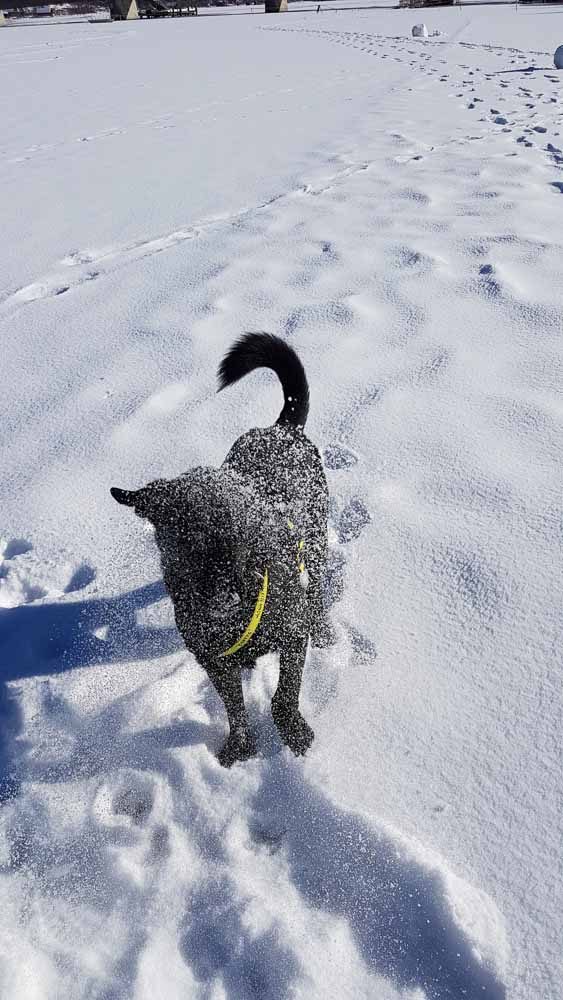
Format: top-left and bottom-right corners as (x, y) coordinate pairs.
(110, 478), (183, 524)
(111, 469), (246, 615)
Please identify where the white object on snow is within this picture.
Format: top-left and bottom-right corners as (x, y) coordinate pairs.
(412, 23), (428, 39)
(554, 45), (563, 69)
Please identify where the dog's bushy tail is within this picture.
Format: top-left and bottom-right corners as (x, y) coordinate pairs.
(218, 332), (310, 428)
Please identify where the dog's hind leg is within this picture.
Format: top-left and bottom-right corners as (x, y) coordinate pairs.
(309, 582), (336, 648)
(307, 533), (337, 649)
(204, 662), (257, 767)
(271, 637), (314, 756)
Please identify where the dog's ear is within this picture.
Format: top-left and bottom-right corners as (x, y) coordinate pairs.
(110, 484), (165, 521)
(110, 487), (142, 509)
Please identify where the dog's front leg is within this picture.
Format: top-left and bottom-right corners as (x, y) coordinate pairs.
(271, 637), (314, 756)
(204, 662), (257, 767)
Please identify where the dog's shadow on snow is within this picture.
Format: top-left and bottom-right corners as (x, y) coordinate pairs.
(0, 580), (183, 684)
(248, 758), (506, 1000)
(18, 690), (216, 793)
(0, 581), (185, 801)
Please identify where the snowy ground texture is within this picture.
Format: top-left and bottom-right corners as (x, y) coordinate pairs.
(1, 5), (562, 999)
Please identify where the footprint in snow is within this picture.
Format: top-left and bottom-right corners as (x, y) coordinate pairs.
(93, 769), (156, 828)
(62, 249), (96, 266)
(0, 541), (48, 607)
(1, 538), (33, 560)
(320, 240), (338, 261)
(478, 263), (502, 298)
(65, 563), (96, 594)
(343, 620), (378, 664)
(335, 497), (371, 544)
(322, 442), (358, 470)
(113, 783), (155, 825)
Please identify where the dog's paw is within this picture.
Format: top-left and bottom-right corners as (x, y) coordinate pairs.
(271, 706), (315, 757)
(217, 727), (258, 768)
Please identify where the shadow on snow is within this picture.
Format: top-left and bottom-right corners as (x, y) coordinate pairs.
(0, 581), (183, 801)
(249, 758), (506, 1000)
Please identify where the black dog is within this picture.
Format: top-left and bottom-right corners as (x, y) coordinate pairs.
(111, 333), (333, 767)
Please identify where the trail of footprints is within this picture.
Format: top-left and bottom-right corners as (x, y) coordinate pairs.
(274, 25), (562, 183)
(3, 30), (561, 314)
(0, 157), (375, 316)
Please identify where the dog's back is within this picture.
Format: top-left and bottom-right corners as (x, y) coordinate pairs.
(219, 333), (328, 543)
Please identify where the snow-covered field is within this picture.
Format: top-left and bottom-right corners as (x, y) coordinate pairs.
(1, 5), (562, 998)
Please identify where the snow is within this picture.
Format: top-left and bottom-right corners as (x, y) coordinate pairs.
(1, 4), (562, 998)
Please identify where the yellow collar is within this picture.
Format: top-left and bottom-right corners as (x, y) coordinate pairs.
(220, 568), (269, 658)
